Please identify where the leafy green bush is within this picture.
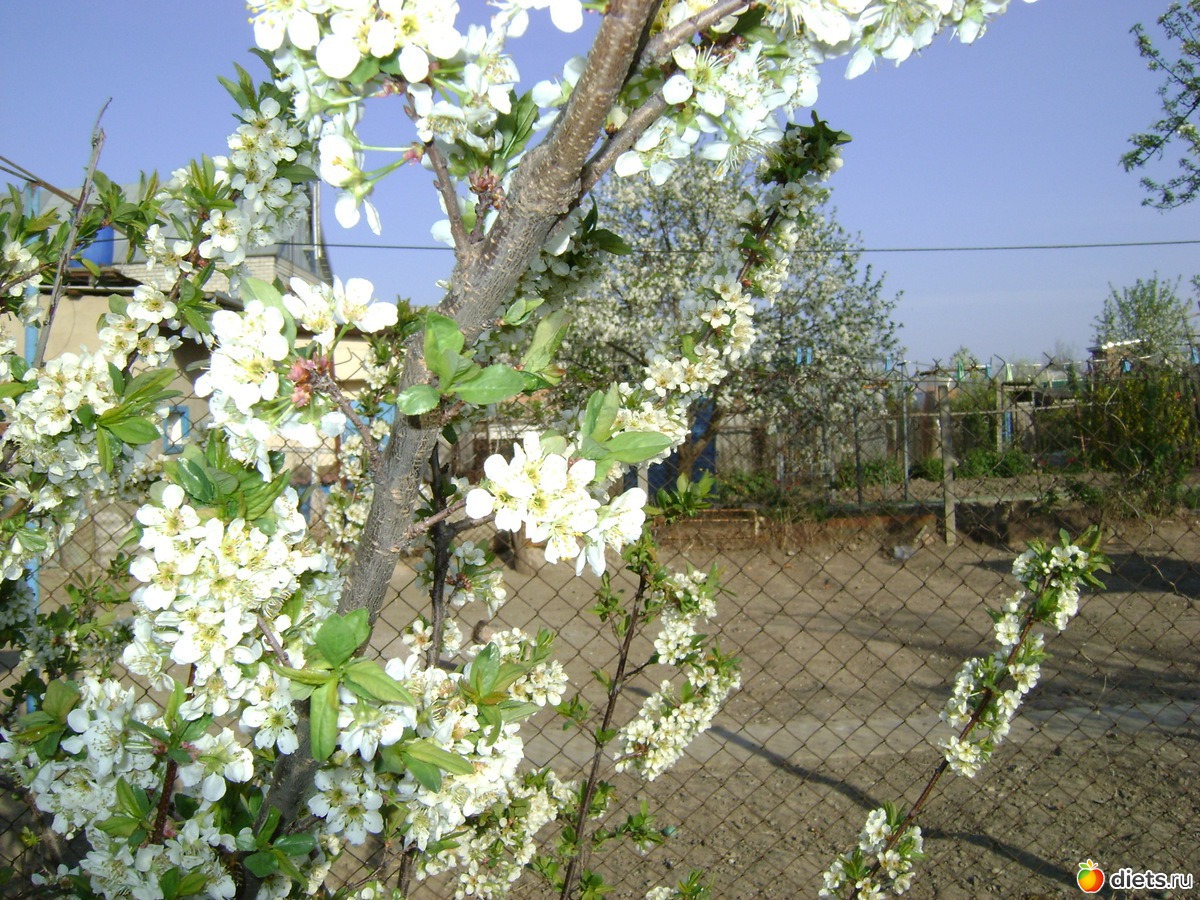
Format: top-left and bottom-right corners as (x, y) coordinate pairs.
(1082, 367), (1200, 514)
(957, 446), (1035, 478)
(835, 457), (904, 490)
(716, 470), (786, 507)
(911, 456), (944, 482)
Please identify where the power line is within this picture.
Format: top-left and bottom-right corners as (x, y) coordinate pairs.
(60, 232), (1200, 255)
(280, 237), (1200, 253)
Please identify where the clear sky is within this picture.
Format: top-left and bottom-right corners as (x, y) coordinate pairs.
(3, 1), (1198, 366)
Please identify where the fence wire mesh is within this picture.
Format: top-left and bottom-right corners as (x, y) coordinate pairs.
(3, 357), (1199, 897)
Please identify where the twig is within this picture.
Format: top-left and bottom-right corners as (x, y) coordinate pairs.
(424, 444), (453, 669)
(32, 101), (110, 371)
(398, 498), (466, 547)
(258, 615), (295, 668)
(151, 665), (196, 844)
(422, 134), (472, 252)
(312, 372), (383, 477)
(640, 0), (752, 66)
(581, 94), (669, 195)
(559, 568), (650, 899)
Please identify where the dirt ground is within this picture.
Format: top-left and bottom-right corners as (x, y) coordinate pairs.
(407, 507), (1200, 898)
(4, 502), (1199, 898)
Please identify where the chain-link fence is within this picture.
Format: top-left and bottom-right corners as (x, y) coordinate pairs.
(3, 357), (1199, 896)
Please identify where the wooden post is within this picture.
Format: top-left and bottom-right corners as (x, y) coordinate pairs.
(939, 383), (957, 545)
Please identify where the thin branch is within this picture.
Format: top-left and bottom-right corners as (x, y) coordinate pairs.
(423, 136), (472, 252)
(640, 0), (752, 67)
(397, 498), (467, 548)
(312, 372), (383, 477)
(257, 615), (295, 668)
(581, 94), (669, 194)
(32, 101), (110, 371)
(559, 568), (650, 899)
(0, 155), (82, 207)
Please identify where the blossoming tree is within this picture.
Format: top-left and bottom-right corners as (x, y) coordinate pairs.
(0, 1), (1045, 898)
(548, 153), (900, 480)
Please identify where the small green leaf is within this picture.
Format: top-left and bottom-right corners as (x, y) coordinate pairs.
(402, 738), (475, 776)
(273, 832), (316, 857)
(424, 312), (465, 383)
(342, 659), (417, 706)
(271, 663), (335, 687)
(453, 365), (526, 405)
(310, 680), (340, 762)
(469, 644), (501, 697)
(41, 679), (81, 721)
(591, 228), (632, 255)
(400, 755), (443, 793)
(314, 610), (369, 667)
(243, 851), (279, 878)
(602, 431), (673, 464)
(395, 384), (441, 416)
(103, 417), (162, 446)
(521, 309), (570, 374)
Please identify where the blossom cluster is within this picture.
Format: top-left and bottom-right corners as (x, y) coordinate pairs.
(465, 433), (648, 575)
(0, 348), (163, 579)
(154, 95), (313, 275)
(415, 538), (509, 616)
(415, 769), (578, 898)
(614, 661), (741, 782)
(2, 239), (44, 322)
(124, 482), (337, 728)
(819, 533), (1106, 898)
(939, 537), (1101, 778)
(819, 805), (924, 898)
(0, 677), (247, 899)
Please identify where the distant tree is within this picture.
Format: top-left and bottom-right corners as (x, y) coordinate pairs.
(1093, 275), (1194, 363)
(1123, 1), (1200, 207)
(555, 154), (901, 477)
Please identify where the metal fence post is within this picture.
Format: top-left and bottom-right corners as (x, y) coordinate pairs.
(939, 382), (957, 545)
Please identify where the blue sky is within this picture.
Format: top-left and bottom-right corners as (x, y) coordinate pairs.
(3, 1), (1198, 365)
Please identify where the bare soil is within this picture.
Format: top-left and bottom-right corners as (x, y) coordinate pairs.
(4, 499), (1198, 899)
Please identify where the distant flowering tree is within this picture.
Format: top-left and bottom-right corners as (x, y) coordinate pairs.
(0, 1), (1035, 898)
(551, 155), (900, 478)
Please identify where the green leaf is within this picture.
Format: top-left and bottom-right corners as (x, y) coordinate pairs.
(401, 755), (443, 793)
(342, 659), (417, 706)
(496, 700), (541, 722)
(309, 680), (340, 762)
(314, 609), (369, 667)
(103, 417), (162, 446)
(424, 312), (465, 383)
(41, 679), (81, 721)
(272, 663), (335, 687)
(97, 814), (144, 839)
(116, 777), (151, 817)
(273, 832), (316, 857)
(602, 431), (673, 464)
(0, 381), (28, 400)
(521, 309), (570, 374)
(243, 851), (279, 878)
(395, 383), (441, 416)
(496, 91), (540, 161)
(96, 427), (115, 472)
(158, 867), (181, 900)
(175, 459), (216, 503)
(402, 738), (475, 776)
(469, 644), (501, 697)
(591, 228), (631, 255)
(175, 871), (208, 897)
(453, 365), (527, 405)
